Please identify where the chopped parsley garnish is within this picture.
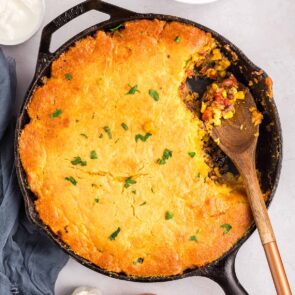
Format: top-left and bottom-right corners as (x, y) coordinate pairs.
(188, 152), (196, 158)
(99, 133), (103, 138)
(90, 150), (97, 159)
(165, 211), (174, 220)
(126, 84), (139, 95)
(65, 73), (72, 80)
(103, 126), (112, 139)
(221, 224), (232, 234)
(135, 133), (152, 142)
(109, 227), (121, 240)
(132, 190), (136, 194)
(121, 122), (128, 130)
(65, 176), (77, 186)
(80, 133), (88, 139)
(196, 172), (201, 179)
(189, 235), (198, 242)
(133, 257), (144, 264)
(71, 156), (87, 166)
(157, 149), (172, 165)
(94, 197), (99, 203)
(109, 24), (123, 32)
(124, 177), (136, 189)
(140, 201), (146, 206)
(50, 109), (62, 118)
(149, 89), (159, 101)
(175, 36), (181, 43)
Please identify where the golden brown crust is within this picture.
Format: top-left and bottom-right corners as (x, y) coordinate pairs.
(19, 19), (252, 276)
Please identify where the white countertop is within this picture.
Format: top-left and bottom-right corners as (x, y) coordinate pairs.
(2, 0), (295, 294)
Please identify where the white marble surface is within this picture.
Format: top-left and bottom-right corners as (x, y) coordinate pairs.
(2, 0), (295, 294)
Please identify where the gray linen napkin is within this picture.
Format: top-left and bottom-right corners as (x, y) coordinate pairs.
(0, 48), (69, 295)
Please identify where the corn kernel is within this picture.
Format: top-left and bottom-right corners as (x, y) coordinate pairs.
(212, 83), (219, 91)
(211, 48), (222, 61)
(221, 90), (227, 98)
(219, 71), (226, 78)
(235, 91), (245, 99)
(201, 102), (207, 113)
(230, 87), (237, 95)
(223, 111), (234, 119)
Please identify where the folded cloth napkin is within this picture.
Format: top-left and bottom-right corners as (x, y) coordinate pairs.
(0, 48), (69, 295)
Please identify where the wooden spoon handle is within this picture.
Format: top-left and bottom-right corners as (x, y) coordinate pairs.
(242, 162), (292, 294)
(264, 242), (292, 295)
(244, 167), (275, 244)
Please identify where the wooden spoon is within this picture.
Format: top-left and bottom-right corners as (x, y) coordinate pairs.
(208, 85), (291, 294)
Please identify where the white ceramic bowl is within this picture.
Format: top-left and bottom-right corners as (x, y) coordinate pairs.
(0, 0), (46, 46)
(175, 0), (220, 4)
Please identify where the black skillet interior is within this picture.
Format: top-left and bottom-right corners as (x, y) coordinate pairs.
(14, 0), (282, 294)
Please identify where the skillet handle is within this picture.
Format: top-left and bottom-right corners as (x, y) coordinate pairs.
(35, 0), (137, 77)
(201, 249), (248, 295)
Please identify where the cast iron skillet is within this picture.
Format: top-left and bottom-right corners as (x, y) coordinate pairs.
(14, 0), (282, 294)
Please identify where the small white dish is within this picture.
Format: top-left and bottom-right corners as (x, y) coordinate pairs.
(0, 0), (46, 46)
(175, 0), (221, 4)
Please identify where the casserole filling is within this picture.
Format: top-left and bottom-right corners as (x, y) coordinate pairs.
(19, 19), (255, 276)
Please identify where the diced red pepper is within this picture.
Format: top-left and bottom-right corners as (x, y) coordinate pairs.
(223, 98), (230, 106)
(202, 109), (213, 121)
(222, 79), (234, 87)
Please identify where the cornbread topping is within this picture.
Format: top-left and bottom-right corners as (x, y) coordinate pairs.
(19, 20), (253, 276)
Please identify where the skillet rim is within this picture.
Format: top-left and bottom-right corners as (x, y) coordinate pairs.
(14, 11), (283, 283)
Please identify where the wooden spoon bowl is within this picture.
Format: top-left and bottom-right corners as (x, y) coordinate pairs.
(208, 84), (291, 295)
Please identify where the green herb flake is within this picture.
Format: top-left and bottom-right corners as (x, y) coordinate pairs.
(71, 156), (87, 166)
(132, 190), (137, 195)
(65, 73), (72, 80)
(103, 126), (112, 139)
(124, 177), (137, 189)
(109, 227), (121, 241)
(149, 89), (160, 101)
(188, 152), (196, 158)
(109, 24), (123, 32)
(165, 211), (174, 220)
(94, 197), (99, 203)
(196, 172), (201, 179)
(175, 36), (181, 43)
(50, 109), (62, 118)
(126, 84), (139, 95)
(135, 132), (152, 142)
(90, 150), (98, 159)
(65, 176), (77, 186)
(157, 148), (172, 165)
(140, 201), (146, 206)
(189, 235), (198, 242)
(121, 122), (128, 131)
(133, 257), (144, 265)
(221, 223), (232, 234)
(99, 133), (103, 138)
(80, 133), (88, 139)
